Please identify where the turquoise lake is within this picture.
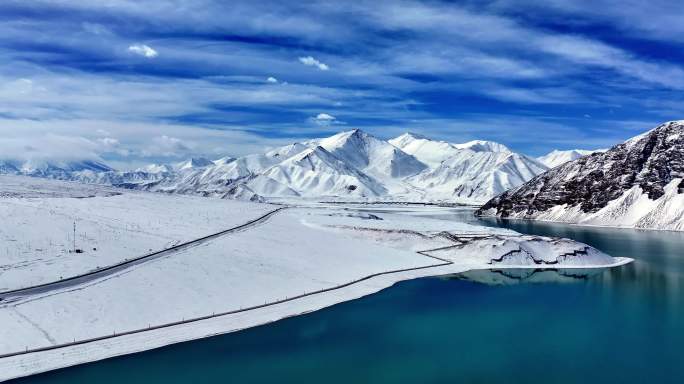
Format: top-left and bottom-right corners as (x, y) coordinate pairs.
(12, 209), (684, 383)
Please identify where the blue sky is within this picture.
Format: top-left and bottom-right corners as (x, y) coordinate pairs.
(1, 0), (683, 168)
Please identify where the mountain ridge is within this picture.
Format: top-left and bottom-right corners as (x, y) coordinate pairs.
(477, 121), (684, 231)
(0, 129), (547, 203)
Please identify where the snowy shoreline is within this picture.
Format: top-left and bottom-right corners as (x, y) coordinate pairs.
(0, 176), (632, 381)
(0, 257), (630, 382)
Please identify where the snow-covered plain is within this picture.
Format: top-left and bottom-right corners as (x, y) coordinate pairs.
(0, 175), (273, 290)
(0, 176), (629, 381)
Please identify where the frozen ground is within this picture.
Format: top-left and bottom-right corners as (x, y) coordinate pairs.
(0, 176), (629, 381)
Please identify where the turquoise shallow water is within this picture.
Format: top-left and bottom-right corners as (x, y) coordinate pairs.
(11, 210), (684, 383)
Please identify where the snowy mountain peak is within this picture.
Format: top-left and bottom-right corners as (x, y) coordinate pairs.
(625, 120), (684, 148)
(537, 149), (604, 168)
(319, 129), (427, 179)
(263, 145), (388, 197)
(176, 157), (214, 171)
(453, 140), (511, 153)
(213, 156), (236, 166)
(389, 133), (462, 167)
(265, 143), (309, 159)
(136, 163), (174, 174)
(390, 132), (430, 147)
(319, 129), (370, 151)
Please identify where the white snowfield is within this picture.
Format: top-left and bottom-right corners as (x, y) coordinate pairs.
(0, 175), (274, 290)
(0, 176), (629, 381)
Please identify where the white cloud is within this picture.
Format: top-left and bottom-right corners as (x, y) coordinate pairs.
(0, 134), (102, 163)
(298, 56), (329, 70)
(310, 112), (344, 126)
(315, 113), (335, 121)
(128, 44), (158, 58)
(0, 0), (680, 166)
(480, 85), (581, 104)
(98, 137), (120, 147)
(0, 118), (297, 165)
(142, 135), (190, 157)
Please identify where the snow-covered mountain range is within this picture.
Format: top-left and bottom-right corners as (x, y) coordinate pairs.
(477, 121), (684, 231)
(0, 159), (113, 179)
(0, 130), (548, 204)
(537, 149), (605, 168)
(390, 133), (547, 202)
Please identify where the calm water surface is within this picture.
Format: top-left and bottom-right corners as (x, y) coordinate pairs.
(13, 209), (684, 383)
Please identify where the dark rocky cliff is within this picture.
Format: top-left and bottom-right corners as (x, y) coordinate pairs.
(477, 121), (684, 217)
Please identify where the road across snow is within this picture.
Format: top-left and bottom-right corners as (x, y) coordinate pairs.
(0, 207), (286, 304)
(0, 175), (274, 290)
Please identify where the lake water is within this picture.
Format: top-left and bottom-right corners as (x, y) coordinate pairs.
(12, 209), (684, 383)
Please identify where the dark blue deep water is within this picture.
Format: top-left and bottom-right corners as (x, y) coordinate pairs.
(12, 209), (684, 383)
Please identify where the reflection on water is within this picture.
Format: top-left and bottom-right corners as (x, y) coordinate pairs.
(449, 268), (606, 285)
(419, 208), (684, 310)
(478, 214), (684, 310)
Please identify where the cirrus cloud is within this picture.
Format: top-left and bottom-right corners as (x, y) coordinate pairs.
(298, 56), (329, 71)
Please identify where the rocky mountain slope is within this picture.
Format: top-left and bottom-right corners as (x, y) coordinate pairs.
(477, 121), (684, 231)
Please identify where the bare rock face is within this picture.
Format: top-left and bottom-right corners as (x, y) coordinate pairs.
(477, 121), (684, 217)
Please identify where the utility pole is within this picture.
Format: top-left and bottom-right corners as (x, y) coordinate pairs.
(73, 221), (76, 253)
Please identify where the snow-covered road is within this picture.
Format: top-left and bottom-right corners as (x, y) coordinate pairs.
(0, 207), (286, 305)
(0, 175), (275, 290)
